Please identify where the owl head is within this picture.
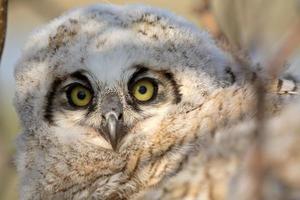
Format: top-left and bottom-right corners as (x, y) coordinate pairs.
(14, 4), (237, 199)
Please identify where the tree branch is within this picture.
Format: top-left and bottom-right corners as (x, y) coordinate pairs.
(0, 0), (8, 62)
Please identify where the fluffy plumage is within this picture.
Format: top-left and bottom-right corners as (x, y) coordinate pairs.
(14, 4), (299, 200)
(134, 101), (300, 200)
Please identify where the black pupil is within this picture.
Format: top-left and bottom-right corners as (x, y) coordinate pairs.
(77, 90), (86, 100)
(138, 85), (147, 94)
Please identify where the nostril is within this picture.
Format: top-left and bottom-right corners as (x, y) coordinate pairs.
(118, 113), (123, 120)
(101, 114), (106, 120)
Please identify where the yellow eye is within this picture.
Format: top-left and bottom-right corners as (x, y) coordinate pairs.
(68, 85), (92, 107)
(131, 79), (156, 102)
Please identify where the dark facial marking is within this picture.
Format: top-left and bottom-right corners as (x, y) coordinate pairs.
(163, 72), (182, 104)
(44, 78), (62, 124)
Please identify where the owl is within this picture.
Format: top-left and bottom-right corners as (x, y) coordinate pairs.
(14, 4), (299, 200)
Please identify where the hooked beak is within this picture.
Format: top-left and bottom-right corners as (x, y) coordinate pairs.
(100, 93), (124, 151)
(103, 112), (122, 150)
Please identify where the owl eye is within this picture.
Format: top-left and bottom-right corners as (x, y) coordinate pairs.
(131, 78), (157, 102)
(66, 84), (93, 107)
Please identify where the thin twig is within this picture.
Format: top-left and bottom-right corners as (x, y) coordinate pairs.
(230, 48), (266, 200)
(246, 78), (266, 200)
(245, 19), (300, 200)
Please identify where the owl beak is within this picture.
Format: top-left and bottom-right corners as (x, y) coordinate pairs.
(100, 93), (124, 151)
(103, 111), (121, 151)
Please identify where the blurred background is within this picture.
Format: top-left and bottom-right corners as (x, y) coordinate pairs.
(0, 0), (299, 199)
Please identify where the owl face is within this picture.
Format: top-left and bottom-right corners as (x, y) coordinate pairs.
(15, 4), (235, 198)
(44, 65), (182, 151)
